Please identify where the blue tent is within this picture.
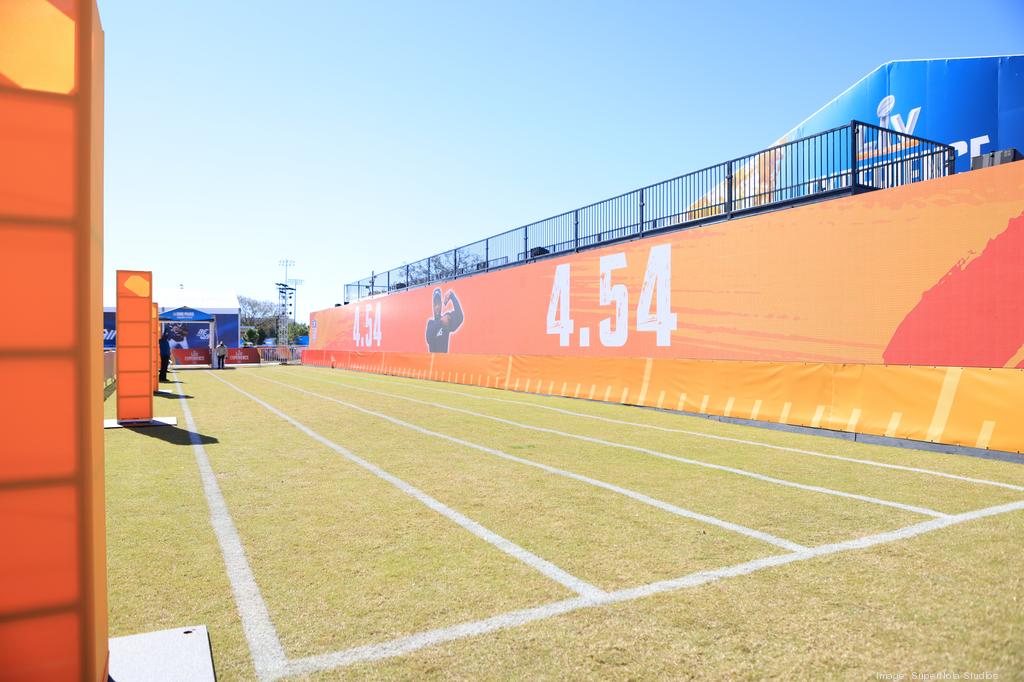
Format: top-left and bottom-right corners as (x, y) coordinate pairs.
(159, 306), (218, 355)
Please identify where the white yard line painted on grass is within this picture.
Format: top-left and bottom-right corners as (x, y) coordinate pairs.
(609, 498), (1024, 600)
(281, 498), (1024, 677)
(208, 372), (605, 600)
(315, 368), (1024, 493)
(172, 372), (289, 682)
(286, 373), (949, 519)
(250, 374), (807, 552)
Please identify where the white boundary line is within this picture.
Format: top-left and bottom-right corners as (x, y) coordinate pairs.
(247, 373), (808, 552)
(307, 368), (1024, 493)
(282, 371), (949, 519)
(172, 372), (290, 681)
(280, 498), (1024, 677)
(207, 372), (605, 600)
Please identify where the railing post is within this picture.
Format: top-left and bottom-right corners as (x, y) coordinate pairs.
(725, 161), (733, 218)
(427, 258), (431, 283)
(387, 270), (390, 292)
(850, 121), (859, 192)
(638, 189), (645, 235)
(406, 263), (410, 286)
(485, 239), (490, 270)
(453, 249), (458, 278)
(523, 226), (529, 260)
(573, 210), (579, 250)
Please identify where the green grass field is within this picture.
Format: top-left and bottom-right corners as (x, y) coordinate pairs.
(104, 365), (1024, 680)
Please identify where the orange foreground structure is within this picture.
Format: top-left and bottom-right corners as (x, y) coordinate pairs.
(0, 1), (108, 679)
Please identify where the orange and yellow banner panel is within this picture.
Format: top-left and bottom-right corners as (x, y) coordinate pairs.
(115, 270), (153, 422)
(310, 163), (1024, 452)
(0, 2), (107, 679)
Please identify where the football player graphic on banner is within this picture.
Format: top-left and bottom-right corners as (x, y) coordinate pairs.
(425, 288), (464, 352)
(165, 322), (189, 350)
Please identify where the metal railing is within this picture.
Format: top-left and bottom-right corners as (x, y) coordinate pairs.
(345, 121), (955, 302)
(103, 350), (116, 385)
(256, 346), (305, 363)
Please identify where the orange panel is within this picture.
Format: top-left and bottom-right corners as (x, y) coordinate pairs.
(116, 371), (150, 397)
(936, 367), (1024, 452)
(116, 396), (152, 420)
(0, 2), (105, 679)
(314, 351), (1024, 452)
(830, 364), (945, 440)
(117, 297), (150, 321)
(0, 486), (78, 613)
(0, 0), (77, 94)
(0, 225), (75, 350)
(116, 270), (152, 422)
(0, 92), (75, 219)
(0, 611), (80, 682)
(649, 359), (834, 426)
(151, 303), (158, 392)
(116, 320), (149, 347)
(0, 357), (76, 482)
(87, 6), (108, 676)
(117, 346), (149, 369)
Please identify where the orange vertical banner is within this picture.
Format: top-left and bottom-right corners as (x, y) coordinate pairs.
(151, 302), (159, 392)
(0, 1), (108, 679)
(116, 270), (153, 422)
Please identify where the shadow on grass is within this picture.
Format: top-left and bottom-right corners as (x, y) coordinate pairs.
(125, 425), (219, 446)
(154, 391), (193, 399)
(170, 367), (239, 372)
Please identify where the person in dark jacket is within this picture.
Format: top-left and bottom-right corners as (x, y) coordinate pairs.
(424, 288), (463, 352)
(158, 332), (171, 381)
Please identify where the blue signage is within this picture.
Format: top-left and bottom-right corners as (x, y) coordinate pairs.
(160, 306), (215, 322)
(104, 310), (241, 349)
(780, 56), (1024, 173)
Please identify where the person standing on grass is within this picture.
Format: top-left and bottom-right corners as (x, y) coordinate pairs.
(215, 341), (227, 369)
(158, 331), (171, 382)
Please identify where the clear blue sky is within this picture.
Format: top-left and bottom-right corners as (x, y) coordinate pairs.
(100, 0), (1024, 320)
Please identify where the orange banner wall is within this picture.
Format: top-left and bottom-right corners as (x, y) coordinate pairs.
(311, 163), (1024, 453)
(0, 2), (108, 680)
(313, 163), (1024, 368)
(303, 350), (1024, 454)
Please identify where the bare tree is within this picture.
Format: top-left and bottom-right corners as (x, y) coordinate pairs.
(238, 296), (278, 327)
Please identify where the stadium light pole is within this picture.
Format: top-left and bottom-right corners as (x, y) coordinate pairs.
(276, 259), (296, 343)
(274, 282), (295, 344)
(278, 258), (295, 283)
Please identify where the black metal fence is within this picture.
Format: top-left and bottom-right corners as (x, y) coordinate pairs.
(344, 121), (955, 303)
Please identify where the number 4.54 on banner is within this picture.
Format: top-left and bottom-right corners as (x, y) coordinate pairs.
(546, 243), (677, 348)
(352, 301), (382, 348)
